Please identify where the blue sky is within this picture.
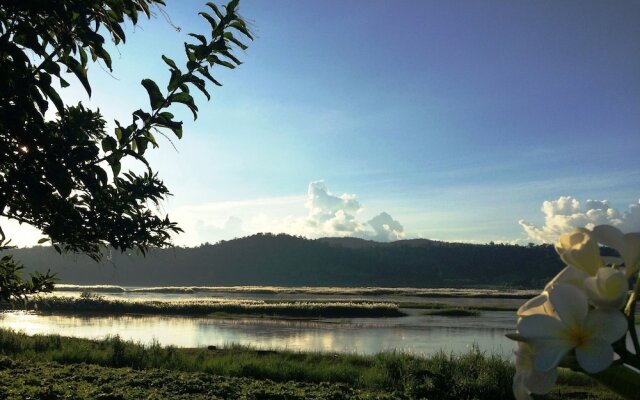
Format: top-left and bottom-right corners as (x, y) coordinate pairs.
(8, 0), (640, 246)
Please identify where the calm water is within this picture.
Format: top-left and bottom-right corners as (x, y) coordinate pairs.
(0, 308), (517, 359)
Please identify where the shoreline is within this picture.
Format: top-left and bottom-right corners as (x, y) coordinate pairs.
(53, 284), (539, 298)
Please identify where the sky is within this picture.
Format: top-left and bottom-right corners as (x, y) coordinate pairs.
(6, 0), (640, 246)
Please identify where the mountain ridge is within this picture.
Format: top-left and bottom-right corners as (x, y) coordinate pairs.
(8, 233), (563, 288)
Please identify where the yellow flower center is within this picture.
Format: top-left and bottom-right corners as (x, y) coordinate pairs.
(567, 328), (589, 348)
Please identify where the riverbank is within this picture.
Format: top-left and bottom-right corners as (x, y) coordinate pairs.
(54, 284), (537, 298)
(0, 329), (621, 399)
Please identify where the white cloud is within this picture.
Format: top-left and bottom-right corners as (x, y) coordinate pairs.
(291, 181), (405, 241)
(1, 182), (407, 247)
(368, 212), (405, 241)
(172, 181), (406, 244)
(299, 181), (367, 238)
(519, 196), (640, 243)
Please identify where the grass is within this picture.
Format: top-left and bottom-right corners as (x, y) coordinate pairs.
(552, 369), (624, 400)
(0, 329), (623, 399)
(2, 295), (406, 318)
(0, 329), (512, 399)
(0, 359), (391, 400)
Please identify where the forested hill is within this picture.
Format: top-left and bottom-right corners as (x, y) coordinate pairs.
(11, 234), (564, 288)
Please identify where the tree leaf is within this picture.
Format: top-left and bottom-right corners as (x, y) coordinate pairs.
(188, 33), (207, 45)
(170, 92), (198, 119)
(198, 12), (218, 29)
(66, 57), (92, 96)
(161, 55), (178, 70)
(101, 137), (117, 153)
(141, 79), (165, 110)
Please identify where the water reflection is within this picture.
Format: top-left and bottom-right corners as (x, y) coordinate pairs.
(0, 310), (516, 359)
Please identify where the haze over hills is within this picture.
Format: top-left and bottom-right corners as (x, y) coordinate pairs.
(10, 233), (565, 288)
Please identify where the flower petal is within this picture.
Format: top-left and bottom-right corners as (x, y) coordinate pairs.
(584, 309), (627, 343)
(525, 367), (558, 394)
(596, 267), (627, 294)
(584, 268), (628, 309)
(622, 233), (640, 276)
(591, 226), (640, 276)
(532, 340), (573, 371)
(544, 265), (588, 291)
(583, 277), (600, 301)
(548, 284), (588, 328)
(591, 225), (625, 253)
(513, 372), (534, 400)
(518, 314), (565, 340)
(556, 229), (603, 275)
(518, 293), (553, 317)
(576, 337), (614, 373)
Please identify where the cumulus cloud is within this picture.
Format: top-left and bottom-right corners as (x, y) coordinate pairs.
(519, 196), (640, 243)
(294, 181), (405, 241)
(172, 181), (406, 244)
(299, 181), (367, 237)
(368, 212), (405, 241)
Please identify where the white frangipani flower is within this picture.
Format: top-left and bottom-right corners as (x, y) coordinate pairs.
(513, 342), (558, 400)
(584, 267), (628, 309)
(511, 224), (640, 398)
(517, 284), (627, 373)
(591, 225), (640, 277)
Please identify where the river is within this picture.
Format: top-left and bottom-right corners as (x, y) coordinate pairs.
(0, 291), (520, 359)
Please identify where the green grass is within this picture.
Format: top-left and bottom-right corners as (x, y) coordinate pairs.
(0, 329), (622, 399)
(0, 329), (513, 398)
(2, 296), (406, 318)
(551, 368), (624, 400)
(0, 359), (391, 400)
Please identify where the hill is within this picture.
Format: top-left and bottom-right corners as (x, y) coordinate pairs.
(9, 233), (564, 288)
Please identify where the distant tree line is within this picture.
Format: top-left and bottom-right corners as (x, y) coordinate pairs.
(8, 233), (568, 289)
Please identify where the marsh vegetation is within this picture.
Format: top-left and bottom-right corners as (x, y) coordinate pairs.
(2, 295), (405, 318)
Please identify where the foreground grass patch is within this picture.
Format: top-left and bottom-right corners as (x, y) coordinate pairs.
(1, 296), (405, 318)
(0, 329), (513, 399)
(0, 358), (390, 400)
(0, 329), (622, 399)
